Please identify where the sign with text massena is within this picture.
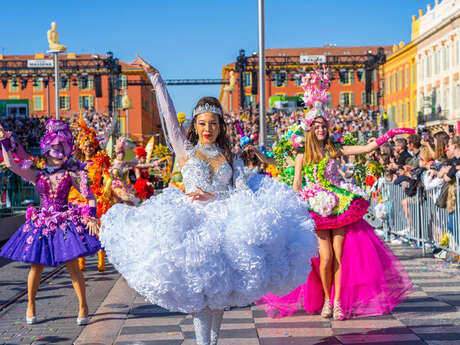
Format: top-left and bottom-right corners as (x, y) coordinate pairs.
(299, 55), (326, 64)
(27, 60), (54, 68)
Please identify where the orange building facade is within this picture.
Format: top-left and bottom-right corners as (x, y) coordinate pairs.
(220, 46), (392, 113)
(0, 53), (161, 143)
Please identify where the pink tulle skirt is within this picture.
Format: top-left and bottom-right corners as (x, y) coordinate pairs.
(256, 218), (413, 319)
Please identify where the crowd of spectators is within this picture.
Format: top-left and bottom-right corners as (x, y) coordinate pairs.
(0, 117), (47, 153)
(0, 109), (113, 156)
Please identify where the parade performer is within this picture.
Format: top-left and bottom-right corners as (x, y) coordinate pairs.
(68, 116), (112, 272)
(107, 137), (140, 206)
(133, 146), (163, 201)
(257, 65), (414, 321)
(99, 55), (317, 345)
(0, 120), (100, 325)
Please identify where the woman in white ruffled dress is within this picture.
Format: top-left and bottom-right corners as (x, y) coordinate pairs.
(99, 55), (317, 345)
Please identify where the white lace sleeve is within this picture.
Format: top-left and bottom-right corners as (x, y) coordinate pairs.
(233, 158), (249, 190)
(149, 73), (190, 158)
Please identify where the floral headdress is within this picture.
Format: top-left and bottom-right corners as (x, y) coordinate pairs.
(134, 146), (147, 158)
(301, 64), (331, 130)
(76, 115), (100, 151)
(40, 119), (74, 159)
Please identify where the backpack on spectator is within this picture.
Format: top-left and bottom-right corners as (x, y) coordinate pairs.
(435, 182), (451, 209)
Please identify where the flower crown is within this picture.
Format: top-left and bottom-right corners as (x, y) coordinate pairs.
(301, 65), (332, 130)
(192, 103), (223, 118)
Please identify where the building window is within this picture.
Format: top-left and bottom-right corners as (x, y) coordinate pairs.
(33, 96), (43, 111)
(412, 63), (416, 83)
(79, 95), (94, 109)
(79, 75), (94, 90)
(243, 72), (251, 87)
(59, 95), (70, 110)
(456, 40), (460, 66)
(273, 71), (287, 87)
(60, 78), (70, 90)
(405, 67), (409, 87)
(33, 77), (43, 91)
(244, 95), (254, 108)
(294, 74), (302, 86)
(118, 75), (127, 89)
(362, 92), (366, 105)
(395, 72), (399, 92)
(400, 69), (404, 90)
(421, 57), (424, 81)
(339, 92), (354, 106)
(339, 70), (354, 85)
(434, 50), (440, 74)
(9, 77), (18, 92)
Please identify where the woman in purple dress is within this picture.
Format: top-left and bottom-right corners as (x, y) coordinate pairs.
(0, 120), (100, 325)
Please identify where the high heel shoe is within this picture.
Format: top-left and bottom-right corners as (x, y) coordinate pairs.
(26, 316), (37, 325)
(77, 317), (89, 325)
(333, 301), (344, 320)
(320, 298), (332, 318)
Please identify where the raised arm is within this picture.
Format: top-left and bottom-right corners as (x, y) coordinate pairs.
(341, 128), (415, 156)
(131, 54), (188, 159)
(0, 125), (38, 184)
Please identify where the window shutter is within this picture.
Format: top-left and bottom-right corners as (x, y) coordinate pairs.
(350, 92), (355, 106)
(88, 76), (94, 90)
(339, 92), (344, 105)
(122, 75), (127, 89)
(350, 71), (354, 85)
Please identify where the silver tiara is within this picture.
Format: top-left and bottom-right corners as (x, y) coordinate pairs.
(192, 103), (223, 117)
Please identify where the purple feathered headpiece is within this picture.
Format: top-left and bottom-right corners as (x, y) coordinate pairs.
(40, 119), (74, 160)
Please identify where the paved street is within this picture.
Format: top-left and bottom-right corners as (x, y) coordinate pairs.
(0, 242), (459, 345)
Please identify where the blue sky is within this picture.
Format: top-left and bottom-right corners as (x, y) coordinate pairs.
(2, 0), (428, 113)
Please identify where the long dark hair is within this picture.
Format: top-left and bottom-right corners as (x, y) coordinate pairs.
(186, 97), (233, 166)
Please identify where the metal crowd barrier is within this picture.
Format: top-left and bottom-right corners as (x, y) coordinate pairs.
(0, 170), (39, 218)
(374, 173), (460, 256)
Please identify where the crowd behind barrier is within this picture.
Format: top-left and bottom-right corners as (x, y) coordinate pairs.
(369, 172), (460, 256)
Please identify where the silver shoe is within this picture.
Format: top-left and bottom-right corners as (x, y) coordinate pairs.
(333, 301), (344, 320)
(77, 317), (89, 325)
(320, 299), (332, 318)
(26, 316), (37, 325)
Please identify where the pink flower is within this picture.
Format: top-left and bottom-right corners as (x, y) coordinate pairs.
(25, 245), (30, 252)
(32, 229), (38, 234)
(26, 207), (37, 221)
(42, 229), (50, 237)
(26, 236), (34, 245)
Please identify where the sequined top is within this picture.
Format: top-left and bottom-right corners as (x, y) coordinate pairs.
(150, 73), (247, 199)
(36, 171), (73, 211)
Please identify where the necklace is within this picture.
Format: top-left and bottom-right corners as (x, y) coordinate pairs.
(44, 165), (62, 174)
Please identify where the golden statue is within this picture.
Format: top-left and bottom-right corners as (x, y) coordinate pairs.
(47, 22), (67, 52)
(224, 71), (236, 91)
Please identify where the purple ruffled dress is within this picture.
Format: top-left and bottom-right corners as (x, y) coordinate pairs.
(257, 156), (413, 319)
(0, 171), (100, 266)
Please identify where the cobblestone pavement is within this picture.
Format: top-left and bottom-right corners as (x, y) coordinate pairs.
(1, 242), (460, 344)
(0, 256), (120, 345)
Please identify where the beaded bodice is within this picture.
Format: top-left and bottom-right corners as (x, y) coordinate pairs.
(36, 171), (72, 211)
(182, 143), (233, 194)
